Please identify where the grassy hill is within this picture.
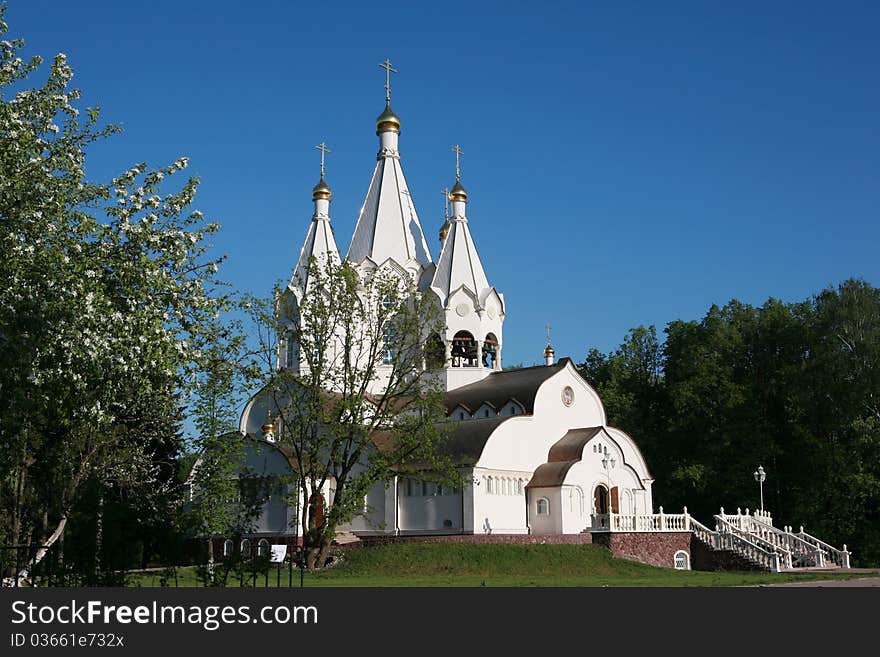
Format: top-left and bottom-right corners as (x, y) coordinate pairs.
(133, 543), (868, 587)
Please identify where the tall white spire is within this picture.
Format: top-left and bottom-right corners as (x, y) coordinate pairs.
(346, 59), (433, 280)
(430, 145), (493, 308)
(291, 142), (341, 296)
(429, 146), (505, 391)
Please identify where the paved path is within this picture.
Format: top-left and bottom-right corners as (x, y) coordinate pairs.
(763, 577), (880, 587)
(760, 568), (880, 587)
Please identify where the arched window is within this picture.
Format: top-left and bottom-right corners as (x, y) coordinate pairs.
(284, 329), (298, 369)
(516, 479), (523, 495)
(536, 498), (550, 515)
(223, 539), (234, 558)
(257, 539), (270, 557)
(240, 539), (252, 560)
(674, 550), (690, 570)
(486, 477), (494, 495)
(382, 324), (396, 365)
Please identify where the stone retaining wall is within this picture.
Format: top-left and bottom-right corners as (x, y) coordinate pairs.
(590, 531), (692, 569)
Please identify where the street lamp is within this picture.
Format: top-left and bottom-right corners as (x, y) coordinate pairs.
(601, 451), (616, 515)
(753, 465), (766, 513)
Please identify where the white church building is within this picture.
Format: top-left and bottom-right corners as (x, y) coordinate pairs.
(226, 65), (850, 572)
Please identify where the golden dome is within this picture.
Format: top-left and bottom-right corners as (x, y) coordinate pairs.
(376, 103), (401, 134)
(261, 410), (275, 436)
(544, 344), (555, 357)
(312, 177), (332, 201)
(439, 220), (450, 241)
(449, 181), (468, 202)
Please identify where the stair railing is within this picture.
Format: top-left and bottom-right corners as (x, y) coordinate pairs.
(794, 527), (851, 568)
(715, 515), (790, 571)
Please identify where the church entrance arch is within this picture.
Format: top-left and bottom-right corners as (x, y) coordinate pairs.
(593, 485), (620, 514)
(594, 484), (608, 514)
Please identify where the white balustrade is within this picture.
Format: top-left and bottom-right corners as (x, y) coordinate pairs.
(589, 511), (691, 533)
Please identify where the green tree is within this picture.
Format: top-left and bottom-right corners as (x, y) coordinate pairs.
(247, 258), (455, 570)
(0, 8), (229, 578)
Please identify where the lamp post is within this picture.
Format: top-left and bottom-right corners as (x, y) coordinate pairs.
(753, 465), (766, 513)
(601, 451), (616, 517)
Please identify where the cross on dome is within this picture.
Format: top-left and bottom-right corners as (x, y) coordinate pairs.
(451, 144), (464, 182)
(315, 142), (331, 178)
(379, 58), (397, 103)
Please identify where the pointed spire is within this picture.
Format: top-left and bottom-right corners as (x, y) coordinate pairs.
(291, 143), (340, 295)
(430, 145), (493, 307)
(348, 60), (433, 273)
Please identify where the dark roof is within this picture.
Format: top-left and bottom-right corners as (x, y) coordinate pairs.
(443, 358), (571, 415)
(547, 427), (603, 462)
(372, 416), (513, 466)
(526, 426), (602, 488)
(440, 416), (513, 463)
(528, 461), (578, 488)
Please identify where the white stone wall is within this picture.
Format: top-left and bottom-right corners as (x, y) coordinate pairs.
(527, 487), (563, 534)
(472, 468), (531, 534)
(397, 478), (463, 533)
(476, 363), (606, 472)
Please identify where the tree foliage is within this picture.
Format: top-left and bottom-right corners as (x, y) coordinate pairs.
(247, 258), (454, 569)
(0, 7), (230, 574)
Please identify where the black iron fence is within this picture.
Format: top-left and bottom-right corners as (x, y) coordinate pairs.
(0, 541), (312, 588)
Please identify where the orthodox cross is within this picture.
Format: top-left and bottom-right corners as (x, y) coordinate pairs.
(451, 144), (464, 182)
(315, 142), (331, 178)
(379, 58), (397, 103)
(546, 322), (552, 347)
(442, 187), (450, 221)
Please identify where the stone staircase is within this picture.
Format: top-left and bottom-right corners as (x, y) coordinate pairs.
(690, 508), (851, 573)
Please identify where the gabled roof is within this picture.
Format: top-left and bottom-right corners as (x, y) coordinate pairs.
(346, 156), (432, 270)
(443, 359), (570, 415)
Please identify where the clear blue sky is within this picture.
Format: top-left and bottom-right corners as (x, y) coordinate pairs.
(7, 0), (879, 366)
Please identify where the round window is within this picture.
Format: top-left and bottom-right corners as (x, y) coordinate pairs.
(562, 386), (574, 406)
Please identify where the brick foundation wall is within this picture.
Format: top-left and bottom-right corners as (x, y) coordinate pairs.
(591, 531), (691, 569)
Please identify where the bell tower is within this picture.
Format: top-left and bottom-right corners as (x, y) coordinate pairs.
(429, 145), (505, 391)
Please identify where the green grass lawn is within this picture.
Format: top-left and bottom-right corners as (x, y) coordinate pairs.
(128, 543), (871, 587)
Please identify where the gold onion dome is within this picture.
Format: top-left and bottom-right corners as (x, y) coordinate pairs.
(312, 176), (332, 201)
(544, 344), (555, 358)
(376, 103), (401, 134)
(439, 220), (450, 241)
(261, 420), (275, 434)
(449, 180), (468, 202)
